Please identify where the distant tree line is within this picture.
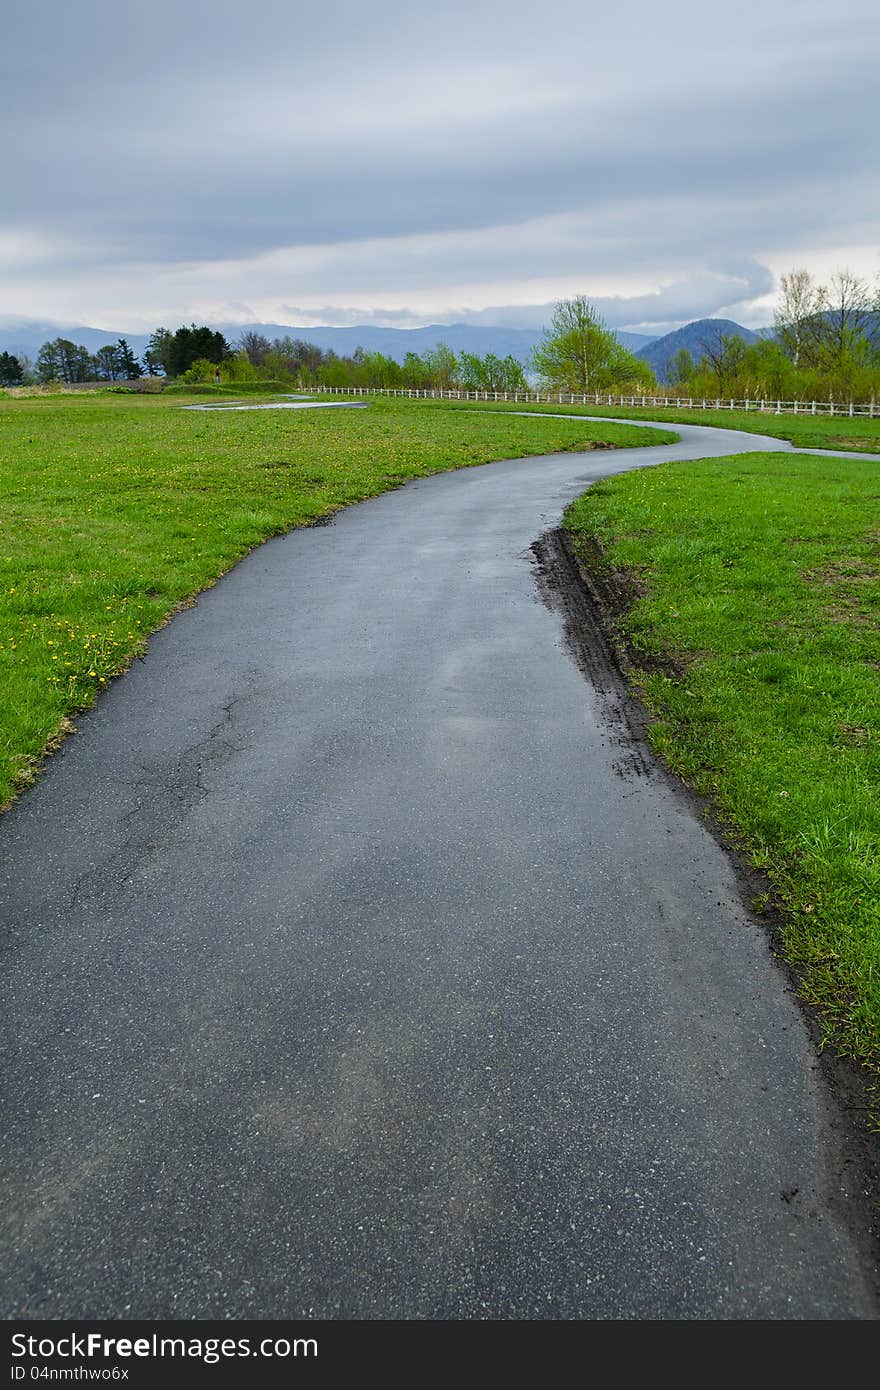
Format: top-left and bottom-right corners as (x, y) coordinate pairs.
(191, 333), (534, 392)
(3, 323), (533, 393)
(664, 269), (880, 401)
(6, 267), (877, 401)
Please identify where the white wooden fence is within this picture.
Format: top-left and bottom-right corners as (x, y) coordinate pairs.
(299, 384), (878, 419)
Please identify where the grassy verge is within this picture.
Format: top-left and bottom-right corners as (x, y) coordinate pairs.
(564, 450), (880, 1070)
(0, 390), (670, 808)
(409, 395), (880, 453)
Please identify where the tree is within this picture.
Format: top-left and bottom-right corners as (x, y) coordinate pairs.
(398, 351), (430, 389)
(167, 325), (231, 378)
(266, 336), (324, 381)
(351, 351), (402, 388)
(821, 269), (874, 368)
(457, 351), (528, 392)
(145, 328), (174, 376)
(774, 269), (825, 368)
(532, 297), (653, 391)
(739, 338), (798, 399)
(670, 348), (694, 386)
(423, 342), (458, 390)
(697, 333), (748, 396)
(95, 345), (121, 381)
(0, 352), (24, 386)
(115, 338), (141, 380)
(35, 338), (95, 384)
(238, 331), (271, 367)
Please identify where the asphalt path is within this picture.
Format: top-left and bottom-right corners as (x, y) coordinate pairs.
(1, 417), (877, 1319)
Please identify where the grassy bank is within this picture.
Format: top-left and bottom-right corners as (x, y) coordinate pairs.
(0, 391), (669, 808)
(564, 450), (880, 1070)
(410, 396), (880, 454)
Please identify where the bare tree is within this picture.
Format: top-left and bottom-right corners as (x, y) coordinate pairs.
(822, 268), (874, 364)
(774, 269), (825, 367)
(698, 332), (747, 396)
(238, 331), (271, 367)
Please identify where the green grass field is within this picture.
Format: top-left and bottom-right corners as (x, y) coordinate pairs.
(411, 395), (880, 453)
(0, 390), (667, 808)
(564, 451), (880, 1070)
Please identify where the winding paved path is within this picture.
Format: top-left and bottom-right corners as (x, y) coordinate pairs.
(1, 418), (877, 1318)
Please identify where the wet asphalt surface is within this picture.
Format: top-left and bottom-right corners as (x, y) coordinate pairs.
(1, 417), (877, 1319)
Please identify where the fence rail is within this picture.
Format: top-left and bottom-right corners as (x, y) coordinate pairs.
(299, 385), (878, 419)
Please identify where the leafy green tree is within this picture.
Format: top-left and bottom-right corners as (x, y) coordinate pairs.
(456, 352), (480, 390)
(423, 342), (458, 390)
(94, 345), (121, 381)
(352, 351), (402, 388)
(401, 352), (432, 389)
(181, 357), (231, 384)
(0, 352), (24, 386)
(532, 297), (654, 391)
(739, 338), (798, 398)
(458, 351), (527, 392)
(317, 352), (354, 388)
(670, 348), (694, 385)
(145, 328), (174, 376)
(35, 338), (95, 384)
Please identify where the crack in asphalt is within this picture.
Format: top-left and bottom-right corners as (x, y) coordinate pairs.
(67, 682), (255, 912)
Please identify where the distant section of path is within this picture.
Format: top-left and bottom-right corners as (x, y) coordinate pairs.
(1, 418), (877, 1319)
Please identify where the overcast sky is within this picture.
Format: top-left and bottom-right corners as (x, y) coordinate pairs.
(2, 0), (878, 334)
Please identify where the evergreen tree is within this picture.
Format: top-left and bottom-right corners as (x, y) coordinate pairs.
(115, 338), (141, 379)
(0, 352), (24, 386)
(168, 325), (231, 377)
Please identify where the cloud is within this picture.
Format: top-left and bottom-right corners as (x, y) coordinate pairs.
(1, 0), (878, 331)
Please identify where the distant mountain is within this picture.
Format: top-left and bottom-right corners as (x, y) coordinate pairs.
(0, 318), (656, 367)
(218, 321), (656, 362)
(217, 321), (551, 364)
(636, 318), (760, 382)
(617, 330), (657, 353)
(0, 321), (153, 361)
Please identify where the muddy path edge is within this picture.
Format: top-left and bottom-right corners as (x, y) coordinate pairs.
(532, 524), (880, 1307)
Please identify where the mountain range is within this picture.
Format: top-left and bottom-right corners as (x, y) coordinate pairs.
(8, 313), (874, 383)
(0, 317), (654, 367)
